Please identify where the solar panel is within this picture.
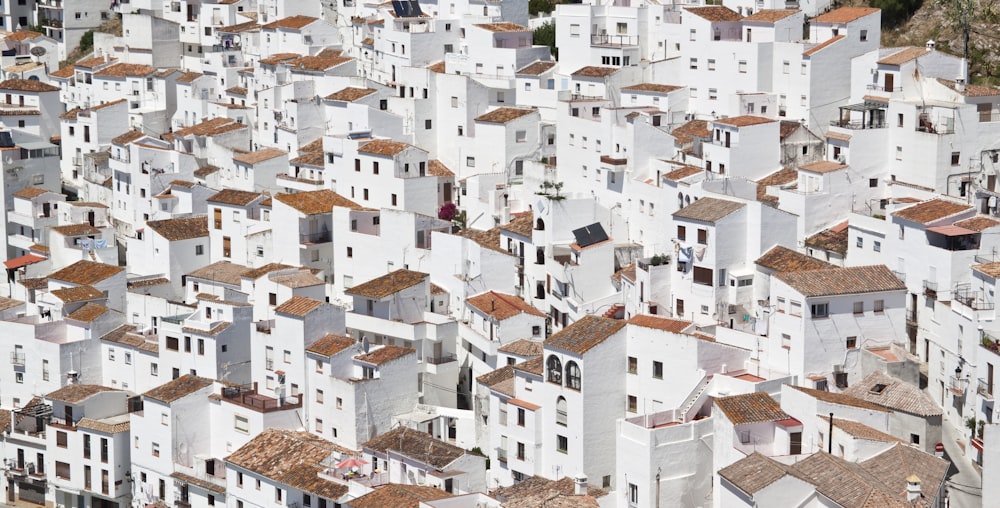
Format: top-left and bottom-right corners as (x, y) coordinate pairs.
(572, 223), (608, 248)
(392, 0), (423, 17)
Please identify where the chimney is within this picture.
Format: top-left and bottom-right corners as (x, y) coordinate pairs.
(926, 40), (935, 51)
(573, 475), (587, 496)
(906, 475), (922, 502)
(66, 371), (79, 384)
(956, 78), (966, 93)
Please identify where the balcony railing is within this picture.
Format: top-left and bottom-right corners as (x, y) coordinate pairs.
(829, 120), (886, 130)
(425, 354), (457, 365)
(905, 308), (917, 325)
(954, 288), (994, 310)
(591, 34), (638, 46)
(949, 375), (968, 395)
(300, 231), (332, 244)
(891, 270), (905, 283)
(923, 280), (938, 298)
(978, 378), (994, 400)
(495, 447), (507, 463)
(10, 352), (24, 366)
(866, 84), (902, 92)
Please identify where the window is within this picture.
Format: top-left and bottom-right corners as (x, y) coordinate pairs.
(629, 483), (638, 506)
(860, 29), (868, 42)
(628, 356), (637, 374)
(952, 152), (961, 166)
(517, 408), (525, 426)
(234, 415), (249, 434)
(152, 442), (160, 457)
(373, 161), (379, 174)
(84, 435), (92, 458)
(451, 96), (458, 108)
(874, 241), (881, 252)
(151, 363), (159, 376)
(57, 431), (68, 448)
(856, 236), (863, 248)
(316, 389), (324, 404)
(546, 355), (562, 384)
(738, 60), (747, 73)
(697, 229), (707, 244)
(810, 303), (829, 318)
(790, 301), (802, 316)
(689, 58), (698, 70)
(346, 247), (353, 258)
(337, 397), (343, 409)
(108, 348), (116, 361)
(693, 266), (713, 286)
(874, 299), (885, 313)
(896, 146), (902, 160)
(709, 88), (718, 100)
(565, 361), (581, 390)
(557, 434), (568, 452)
(911, 434), (920, 445)
(315, 418), (323, 433)
(517, 442), (526, 460)
(653, 361), (663, 379)
(570, 24), (580, 37)
(425, 119), (432, 129)
(627, 395), (637, 412)
(466, 157), (475, 167)
(708, 59), (716, 71)
(677, 226), (686, 241)
(854, 301), (864, 314)
(846, 336), (858, 349)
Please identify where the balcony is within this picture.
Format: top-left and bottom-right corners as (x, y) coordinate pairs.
(10, 352), (24, 365)
(978, 378), (994, 400)
(829, 119), (886, 129)
(923, 280), (938, 299)
(954, 288), (993, 310)
(891, 270), (905, 283)
(300, 231), (332, 244)
(495, 447), (507, 463)
(591, 34), (638, 47)
(905, 308), (917, 326)
(866, 84), (902, 93)
(425, 353), (457, 365)
(219, 385), (301, 413)
(949, 375), (968, 395)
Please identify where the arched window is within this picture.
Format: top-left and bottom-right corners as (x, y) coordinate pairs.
(565, 361), (581, 390)
(546, 355), (562, 384)
(678, 192), (684, 209)
(536, 218), (545, 231)
(685, 195), (691, 206)
(556, 396), (568, 426)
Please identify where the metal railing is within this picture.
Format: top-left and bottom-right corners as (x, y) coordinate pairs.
(591, 34), (638, 46)
(425, 354), (456, 365)
(10, 352), (24, 365)
(978, 378), (994, 400)
(495, 447), (507, 463)
(300, 231), (332, 244)
(866, 84), (902, 92)
(954, 288), (994, 310)
(829, 120), (886, 129)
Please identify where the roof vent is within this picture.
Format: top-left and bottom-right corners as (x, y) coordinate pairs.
(926, 40), (935, 51)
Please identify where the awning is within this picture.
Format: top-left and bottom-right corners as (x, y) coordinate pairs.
(4, 253), (45, 269)
(927, 225), (978, 236)
(16, 141), (56, 150)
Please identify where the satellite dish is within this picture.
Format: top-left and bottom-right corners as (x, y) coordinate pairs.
(29, 46), (45, 57)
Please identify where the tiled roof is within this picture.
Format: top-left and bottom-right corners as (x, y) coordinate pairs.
(208, 189), (264, 207)
(274, 189), (360, 214)
(477, 365), (516, 397)
(277, 463), (349, 500)
(94, 63), (157, 78)
(50, 223), (101, 237)
(65, 201), (109, 209)
(789, 385), (890, 412)
(325, 87), (377, 102)
(305, 334), (355, 356)
(46, 384), (114, 403)
(48, 260), (123, 285)
(474, 22), (529, 32)
(513, 356), (543, 376)
(0, 78), (59, 92)
(685, 6), (743, 21)
(186, 261), (250, 286)
(715, 115), (775, 128)
(288, 52), (353, 72)
(357, 139), (411, 156)
(261, 15), (318, 30)
(170, 471), (226, 494)
(289, 151), (325, 166)
(877, 47), (927, 66)
(427, 159), (453, 177)
(193, 165), (220, 178)
(498, 339), (544, 357)
(799, 161), (847, 173)
(756, 167), (798, 204)
(355, 345), (416, 366)
(349, 483), (452, 508)
(973, 262), (1000, 278)
(715, 392), (789, 425)
(474, 107), (536, 124)
(146, 216), (208, 241)
(755, 245), (835, 272)
(274, 296), (324, 317)
(805, 223), (849, 254)
(13, 186), (50, 199)
(346, 269), (427, 299)
(936, 78), (1000, 97)
(499, 212), (534, 238)
(467, 291), (545, 320)
(571, 66), (619, 77)
(144, 375), (214, 403)
(426, 61), (446, 73)
(242, 263), (295, 280)
(457, 226), (506, 254)
(182, 321), (231, 336)
(51, 285), (104, 303)
(744, 9), (800, 22)
(545, 315), (626, 355)
(954, 216), (1000, 231)
(843, 371), (942, 416)
(860, 443), (949, 503)
(20, 277), (48, 289)
(803, 34), (845, 56)
(672, 197), (745, 223)
(226, 428), (353, 485)
(4, 30), (43, 41)
(219, 20), (260, 33)
(493, 476), (607, 504)
(664, 164), (702, 181)
(77, 416), (130, 434)
(127, 277), (169, 290)
(779, 121), (802, 140)
(50, 66), (75, 78)
(362, 426), (465, 468)
(270, 271), (323, 288)
(226, 86), (248, 96)
(517, 60), (556, 75)
(892, 198), (972, 224)
(66, 302), (111, 323)
(788, 452), (908, 508)
(627, 315), (694, 333)
(776, 265), (906, 297)
(812, 6), (880, 23)
(0, 296), (24, 312)
(718, 452), (788, 495)
(621, 83), (683, 94)
(75, 56), (117, 68)
(174, 117), (246, 137)
(175, 71), (203, 83)
(111, 129), (144, 145)
(233, 147), (286, 165)
(819, 416), (902, 443)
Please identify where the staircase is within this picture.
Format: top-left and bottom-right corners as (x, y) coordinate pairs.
(679, 375), (713, 422)
(603, 304), (625, 319)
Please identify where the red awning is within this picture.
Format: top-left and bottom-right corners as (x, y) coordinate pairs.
(927, 225), (977, 236)
(3, 254), (46, 270)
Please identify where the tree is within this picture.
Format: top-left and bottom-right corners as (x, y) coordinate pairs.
(529, 0), (555, 15)
(79, 30), (95, 53)
(868, 0), (922, 27)
(533, 22), (557, 60)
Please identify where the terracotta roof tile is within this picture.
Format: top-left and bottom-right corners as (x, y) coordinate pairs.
(427, 61), (446, 73)
(812, 6), (880, 23)
(75, 56), (117, 68)
(270, 271), (323, 288)
(305, 334), (355, 356)
(819, 416), (902, 443)
(457, 227), (507, 254)
(475, 107), (536, 123)
(718, 452), (788, 495)
(826, 131), (852, 142)
(50, 66), (75, 78)
(789, 385), (890, 412)
(474, 22), (529, 32)
(20, 277), (48, 289)
(571, 66), (619, 78)
(498, 339), (543, 357)
(175, 71), (203, 84)
(859, 443), (949, 502)
(715, 115), (776, 128)
(843, 371), (942, 416)
(233, 147), (286, 165)
(805, 223), (849, 254)
(194, 165), (220, 178)
(0, 296), (24, 312)
(0, 78), (58, 92)
(144, 375), (214, 403)
(513, 356), (543, 376)
(493, 476), (607, 504)
(288, 52), (353, 72)
(499, 212), (533, 238)
(274, 189), (359, 214)
(427, 159), (453, 177)
(346, 269), (427, 299)
(892, 198), (971, 224)
(51, 285), (104, 303)
(287, 150), (324, 166)
(274, 296), (324, 317)
(672, 119), (711, 143)
(219, 20), (260, 33)
(94, 63), (157, 78)
(77, 415), (130, 434)
(954, 216), (1000, 231)
(13, 186), (50, 199)
(146, 216), (209, 241)
(467, 291), (545, 320)
(672, 197), (744, 223)
(357, 139), (411, 156)
(663, 165), (702, 182)
(170, 471), (226, 494)
(349, 483), (452, 508)
(973, 262), (1000, 278)
(182, 321), (231, 336)
(174, 117), (246, 137)
(4, 30), (43, 41)
(517, 61), (556, 75)
(715, 392), (789, 424)
(362, 426), (465, 468)
(112, 129), (144, 145)
(242, 263), (295, 280)
(46, 384), (115, 403)
(477, 364), (516, 387)
(803, 34), (845, 56)
(755, 167), (798, 203)
(325, 87), (377, 102)
(261, 15), (318, 30)
(545, 315), (626, 355)
(186, 261), (250, 286)
(937, 78), (1000, 97)
(685, 6), (743, 21)
(877, 47), (927, 66)
(621, 83), (682, 94)
(49, 223), (99, 237)
(800, 161), (848, 174)
(776, 265), (905, 297)
(755, 245), (835, 272)
(48, 260), (123, 285)
(355, 345), (415, 366)
(226, 428), (353, 484)
(277, 463), (349, 500)
(627, 315), (694, 333)
(744, 9), (799, 22)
